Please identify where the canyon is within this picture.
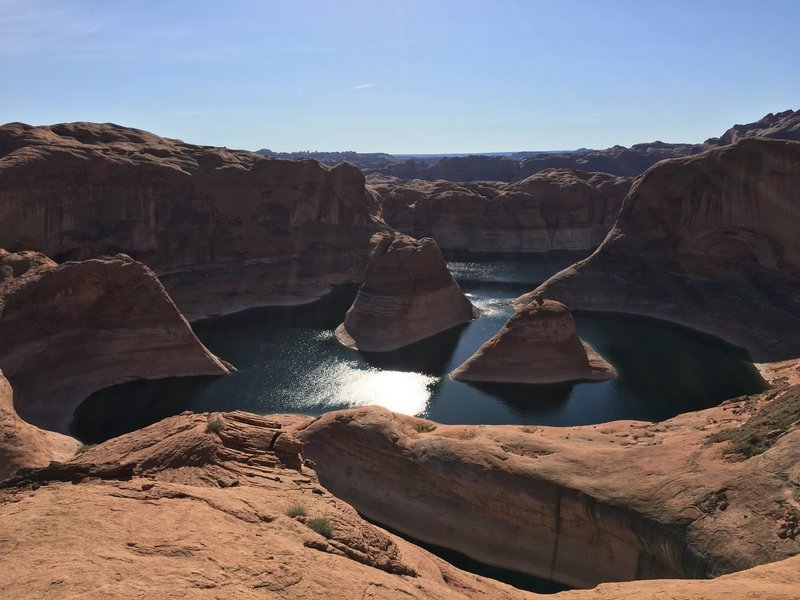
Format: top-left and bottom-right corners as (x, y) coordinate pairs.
(0, 112), (799, 598)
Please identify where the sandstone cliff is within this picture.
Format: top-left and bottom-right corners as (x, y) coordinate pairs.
(451, 300), (614, 384)
(0, 250), (231, 434)
(300, 381), (800, 589)
(0, 122), (385, 317)
(373, 169), (631, 254)
(523, 138), (800, 362)
(336, 233), (477, 352)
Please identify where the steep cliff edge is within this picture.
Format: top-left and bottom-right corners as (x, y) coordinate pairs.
(0, 250), (231, 434)
(374, 169), (630, 254)
(0, 122), (385, 317)
(523, 138), (800, 361)
(336, 233), (477, 352)
(300, 384), (800, 589)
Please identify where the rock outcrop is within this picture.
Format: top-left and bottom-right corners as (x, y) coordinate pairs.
(523, 138), (800, 362)
(0, 122), (384, 317)
(373, 169), (631, 254)
(706, 108), (800, 146)
(335, 233), (477, 352)
(0, 250), (231, 433)
(450, 300), (614, 384)
(300, 379), (800, 589)
(0, 369), (76, 480)
(0, 410), (535, 600)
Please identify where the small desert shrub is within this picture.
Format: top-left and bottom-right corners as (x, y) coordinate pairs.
(206, 418), (224, 434)
(285, 502), (307, 518)
(75, 443), (97, 455)
(307, 517), (334, 539)
(414, 423), (437, 433)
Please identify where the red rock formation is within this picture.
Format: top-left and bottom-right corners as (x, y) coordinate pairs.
(336, 233), (477, 352)
(524, 139), (800, 361)
(0, 250), (231, 433)
(300, 387), (800, 589)
(451, 300), (614, 384)
(373, 169), (630, 253)
(0, 122), (385, 317)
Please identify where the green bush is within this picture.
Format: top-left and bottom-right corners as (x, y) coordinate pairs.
(414, 423), (437, 433)
(285, 502), (307, 518)
(205, 418), (224, 434)
(75, 443), (97, 455)
(307, 517), (334, 539)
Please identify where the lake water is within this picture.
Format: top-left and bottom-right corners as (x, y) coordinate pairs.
(72, 255), (766, 443)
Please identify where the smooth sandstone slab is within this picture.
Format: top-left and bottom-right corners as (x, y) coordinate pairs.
(336, 233), (477, 352)
(451, 299), (614, 384)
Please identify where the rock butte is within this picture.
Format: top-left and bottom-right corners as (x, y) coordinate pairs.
(373, 169), (631, 253)
(450, 299), (615, 384)
(0, 250), (231, 439)
(0, 122), (385, 319)
(335, 232), (477, 352)
(523, 138), (800, 362)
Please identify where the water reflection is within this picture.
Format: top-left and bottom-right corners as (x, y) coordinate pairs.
(71, 258), (767, 444)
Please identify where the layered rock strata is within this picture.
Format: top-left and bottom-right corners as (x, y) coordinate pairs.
(373, 169), (630, 253)
(0, 122), (384, 317)
(523, 138), (800, 362)
(450, 300), (614, 384)
(0, 250), (231, 433)
(299, 384), (800, 589)
(0, 410), (534, 600)
(335, 233), (477, 352)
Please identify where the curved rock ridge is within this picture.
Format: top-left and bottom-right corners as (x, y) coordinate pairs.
(373, 169), (631, 253)
(0, 250), (231, 434)
(0, 410), (536, 600)
(0, 121), (385, 317)
(707, 108), (800, 146)
(450, 300), (614, 384)
(299, 388), (800, 589)
(0, 369), (76, 480)
(335, 233), (477, 352)
(522, 138), (800, 362)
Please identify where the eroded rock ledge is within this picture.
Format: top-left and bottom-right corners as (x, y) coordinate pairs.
(299, 389), (800, 589)
(451, 299), (614, 384)
(336, 233), (477, 352)
(0, 250), (231, 435)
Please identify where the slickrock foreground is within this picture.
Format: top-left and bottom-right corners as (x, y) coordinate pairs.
(374, 169), (630, 254)
(0, 250), (231, 435)
(524, 138), (800, 361)
(0, 411), (534, 600)
(451, 299), (614, 384)
(335, 233), (477, 352)
(0, 122), (384, 317)
(299, 373), (800, 589)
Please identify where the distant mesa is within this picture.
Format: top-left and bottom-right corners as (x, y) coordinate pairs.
(335, 232), (477, 352)
(450, 299), (615, 384)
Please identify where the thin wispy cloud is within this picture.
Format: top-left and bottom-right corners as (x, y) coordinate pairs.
(352, 83), (375, 90)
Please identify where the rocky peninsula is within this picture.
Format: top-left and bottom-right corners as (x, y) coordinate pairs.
(450, 300), (614, 384)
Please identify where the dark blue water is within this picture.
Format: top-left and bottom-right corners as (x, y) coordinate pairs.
(72, 256), (766, 443)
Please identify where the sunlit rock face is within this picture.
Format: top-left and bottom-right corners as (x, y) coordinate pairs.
(0, 122), (385, 317)
(0, 249), (231, 434)
(451, 299), (614, 384)
(373, 169), (631, 253)
(525, 138), (800, 362)
(336, 233), (477, 352)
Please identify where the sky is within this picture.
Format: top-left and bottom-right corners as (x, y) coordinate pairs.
(2, 0), (799, 153)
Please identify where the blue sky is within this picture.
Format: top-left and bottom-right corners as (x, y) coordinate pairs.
(2, 0), (798, 153)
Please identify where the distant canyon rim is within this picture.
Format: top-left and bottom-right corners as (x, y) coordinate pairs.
(0, 109), (799, 598)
